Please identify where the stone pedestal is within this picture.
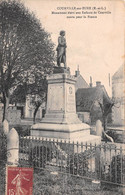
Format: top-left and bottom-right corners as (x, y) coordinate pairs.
(31, 67), (100, 144)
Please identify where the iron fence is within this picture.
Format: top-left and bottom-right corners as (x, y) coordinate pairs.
(19, 136), (125, 186)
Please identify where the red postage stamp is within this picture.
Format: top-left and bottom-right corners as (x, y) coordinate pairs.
(6, 167), (33, 195)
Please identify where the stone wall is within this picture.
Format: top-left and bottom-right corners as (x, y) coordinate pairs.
(0, 106), (21, 125)
(77, 112), (90, 124)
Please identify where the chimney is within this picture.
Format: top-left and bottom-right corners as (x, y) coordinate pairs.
(89, 76), (93, 87)
(96, 81), (101, 87)
(75, 65), (80, 77)
(108, 73), (110, 86)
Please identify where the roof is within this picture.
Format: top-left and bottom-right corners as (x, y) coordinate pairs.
(75, 75), (89, 91)
(112, 64), (124, 80)
(76, 85), (113, 112)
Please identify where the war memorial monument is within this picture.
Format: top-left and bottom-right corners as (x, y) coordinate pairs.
(31, 31), (101, 144)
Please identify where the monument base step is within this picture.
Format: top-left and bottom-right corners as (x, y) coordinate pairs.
(31, 122), (90, 139)
(41, 113), (82, 124)
(31, 122), (101, 145)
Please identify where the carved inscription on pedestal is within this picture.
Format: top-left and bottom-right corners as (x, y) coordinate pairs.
(66, 84), (76, 113)
(47, 84), (64, 111)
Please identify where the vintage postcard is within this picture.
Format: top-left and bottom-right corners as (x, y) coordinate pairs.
(0, 0), (124, 194)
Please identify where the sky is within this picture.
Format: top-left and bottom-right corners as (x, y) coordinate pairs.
(23, 0), (125, 96)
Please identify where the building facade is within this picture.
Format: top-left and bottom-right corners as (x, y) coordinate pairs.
(76, 82), (113, 125)
(25, 94), (45, 119)
(112, 65), (124, 126)
(74, 66), (89, 91)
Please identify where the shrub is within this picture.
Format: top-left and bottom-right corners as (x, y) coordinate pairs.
(0, 133), (7, 165)
(109, 154), (125, 184)
(14, 125), (30, 136)
(67, 149), (94, 176)
(102, 130), (119, 143)
(29, 145), (53, 168)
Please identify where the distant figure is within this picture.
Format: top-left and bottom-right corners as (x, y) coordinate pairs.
(56, 30), (67, 68)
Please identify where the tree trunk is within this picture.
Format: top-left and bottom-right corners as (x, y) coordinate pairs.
(33, 104), (41, 124)
(2, 92), (10, 122)
(103, 116), (107, 132)
(103, 115), (114, 142)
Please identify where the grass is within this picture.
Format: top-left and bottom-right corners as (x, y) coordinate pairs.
(33, 167), (124, 195)
(0, 164), (123, 195)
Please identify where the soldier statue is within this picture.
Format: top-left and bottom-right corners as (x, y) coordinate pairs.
(56, 30), (67, 68)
